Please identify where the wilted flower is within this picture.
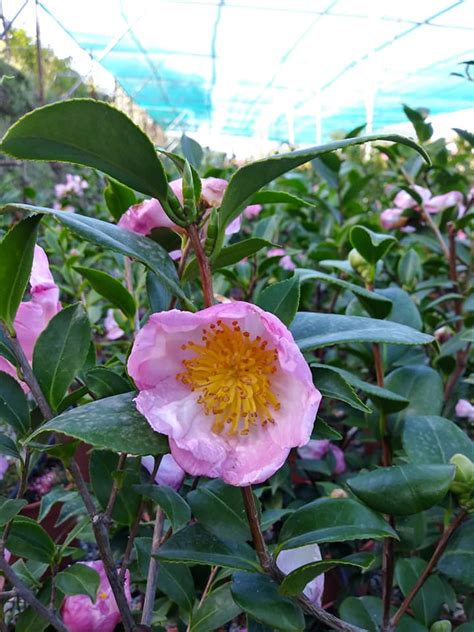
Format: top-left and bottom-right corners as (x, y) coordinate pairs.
(104, 309), (125, 341)
(276, 544), (324, 606)
(141, 453), (185, 491)
(455, 399), (474, 422)
(61, 561), (131, 632)
(128, 302), (321, 486)
(0, 246), (60, 386)
(298, 439), (346, 475)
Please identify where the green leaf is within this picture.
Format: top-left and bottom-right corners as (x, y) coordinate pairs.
(190, 582), (241, 632)
(1, 99), (168, 201)
(311, 366), (371, 413)
(297, 269), (392, 319)
(0, 497), (27, 525)
(251, 191), (310, 207)
(146, 271), (173, 312)
(290, 313), (433, 351)
(0, 371), (30, 435)
(85, 367), (131, 399)
(219, 134), (430, 230)
(311, 417), (343, 440)
(1, 204), (191, 308)
(438, 519), (474, 587)
(103, 178), (136, 221)
(7, 516), (55, 563)
(256, 277), (300, 326)
(403, 415), (474, 465)
(385, 366), (444, 424)
(453, 128), (474, 148)
(395, 558), (446, 626)
(339, 596), (427, 632)
(158, 561), (195, 614)
(279, 558), (367, 597)
(27, 392), (169, 456)
(75, 266), (136, 318)
(181, 134), (203, 169)
(15, 577), (62, 632)
(55, 564), (100, 603)
(32, 303), (91, 410)
(350, 225), (397, 264)
(38, 486), (75, 522)
(0, 216), (41, 331)
(184, 238), (271, 282)
(347, 464), (455, 516)
(278, 498), (397, 551)
(135, 483), (190, 531)
(231, 572), (304, 631)
(155, 523), (260, 571)
(188, 479), (253, 541)
(0, 434), (21, 459)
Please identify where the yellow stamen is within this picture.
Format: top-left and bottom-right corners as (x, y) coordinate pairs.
(98, 591), (108, 600)
(176, 321), (281, 436)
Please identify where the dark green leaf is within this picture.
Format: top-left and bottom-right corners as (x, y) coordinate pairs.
(251, 191), (310, 207)
(297, 269), (392, 319)
(339, 596), (427, 632)
(453, 128), (474, 147)
(311, 417), (343, 440)
(190, 583), (241, 632)
(1, 99), (168, 200)
(75, 266), (136, 318)
(15, 577), (62, 632)
(85, 368), (131, 399)
(7, 516), (55, 563)
(290, 313), (433, 351)
(256, 277), (300, 326)
(33, 303), (91, 410)
(181, 134), (203, 169)
(103, 178), (136, 221)
(38, 486), (75, 522)
(135, 483), (190, 531)
(231, 572), (304, 631)
(55, 564), (100, 602)
(395, 558), (446, 626)
(311, 366), (371, 413)
(278, 498), (397, 551)
(438, 519), (474, 587)
(146, 271), (172, 312)
(0, 216), (41, 331)
(0, 370), (30, 435)
(403, 415), (474, 465)
(0, 434), (20, 459)
(279, 558), (366, 597)
(155, 523), (260, 571)
(347, 465), (455, 515)
(158, 562), (195, 614)
(385, 366), (444, 424)
(27, 392), (169, 456)
(0, 497), (27, 526)
(350, 225), (397, 264)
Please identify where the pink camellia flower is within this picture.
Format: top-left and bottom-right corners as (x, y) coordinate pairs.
(298, 439), (346, 475)
(276, 544), (324, 606)
(104, 309), (125, 341)
(380, 208), (408, 230)
(424, 191), (463, 214)
(266, 248), (296, 271)
(61, 561), (131, 632)
(455, 399), (474, 422)
(243, 204), (263, 220)
(0, 246), (60, 386)
(393, 186), (431, 210)
(128, 302), (321, 486)
(141, 453), (185, 491)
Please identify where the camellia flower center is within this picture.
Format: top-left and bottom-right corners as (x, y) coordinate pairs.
(176, 320), (281, 436)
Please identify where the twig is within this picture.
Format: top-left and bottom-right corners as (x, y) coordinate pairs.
(390, 509), (467, 628)
(169, 237), (191, 310)
(447, 222), (463, 332)
(185, 566), (219, 632)
(0, 555), (67, 632)
(187, 224), (214, 308)
(141, 506), (165, 627)
(422, 210), (450, 259)
(104, 453), (127, 524)
(124, 257), (140, 331)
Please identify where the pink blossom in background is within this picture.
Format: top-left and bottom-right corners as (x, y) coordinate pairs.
(0, 457), (8, 481)
(61, 561), (131, 632)
(298, 439), (346, 475)
(243, 204), (263, 219)
(104, 310), (125, 341)
(393, 186), (431, 210)
(382, 187), (465, 231)
(276, 544), (325, 606)
(0, 246), (60, 386)
(128, 302), (321, 486)
(0, 550), (11, 592)
(266, 248), (296, 271)
(141, 453), (186, 491)
(455, 399), (474, 422)
(424, 190), (464, 214)
(380, 208), (408, 230)
(54, 174), (88, 199)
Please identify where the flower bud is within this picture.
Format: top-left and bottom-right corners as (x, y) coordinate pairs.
(348, 248), (375, 284)
(430, 621), (452, 632)
(450, 453), (474, 485)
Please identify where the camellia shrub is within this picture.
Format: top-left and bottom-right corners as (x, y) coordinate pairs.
(0, 99), (472, 632)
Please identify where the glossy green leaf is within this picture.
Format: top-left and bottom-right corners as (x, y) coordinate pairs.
(311, 417), (343, 440)
(1, 99), (168, 200)
(146, 271), (173, 312)
(190, 583), (241, 632)
(32, 303), (91, 410)
(0, 434), (21, 459)
(290, 313), (433, 351)
(75, 266), (136, 318)
(7, 516), (55, 563)
(181, 133), (203, 169)
(395, 558), (446, 626)
(438, 519), (474, 587)
(256, 277), (300, 326)
(0, 370), (30, 435)
(251, 191), (310, 207)
(231, 572), (304, 631)
(350, 225), (397, 264)
(27, 392), (169, 456)
(155, 523), (260, 571)
(403, 415), (474, 465)
(135, 483), (190, 531)
(0, 497), (27, 526)
(347, 465), (455, 515)
(278, 498), (397, 551)
(158, 561), (195, 614)
(85, 367), (131, 399)
(311, 366), (371, 413)
(339, 596), (427, 632)
(297, 269), (392, 319)
(188, 479), (252, 541)
(103, 178), (136, 221)
(55, 564), (100, 602)
(0, 216), (41, 332)
(219, 134), (430, 230)
(279, 558), (366, 597)
(385, 366), (444, 425)
(0, 204), (190, 307)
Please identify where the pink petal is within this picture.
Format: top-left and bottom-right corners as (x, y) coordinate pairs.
(276, 544), (324, 606)
(104, 309), (125, 340)
(141, 453), (185, 490)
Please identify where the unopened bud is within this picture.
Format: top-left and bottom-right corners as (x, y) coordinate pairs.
(450, 453), (474, 485)
(430, 621), (452, 632)
(348, 248), (375, 284)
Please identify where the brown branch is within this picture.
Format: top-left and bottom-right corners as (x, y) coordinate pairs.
(104, 453), (127, 524)
(422, 210), (450, 259)
(444, 344), (471, 402)
(187, 224), (214, 308)
(141, 507), (165, 627)
(390, 509), (467, 628)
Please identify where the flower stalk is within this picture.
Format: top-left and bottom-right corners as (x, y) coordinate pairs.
(187, 223), (214, 308)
